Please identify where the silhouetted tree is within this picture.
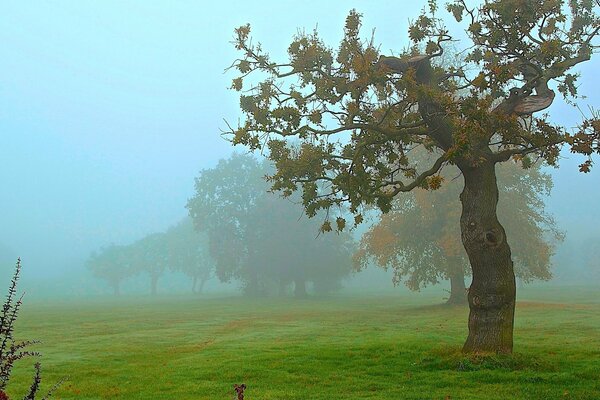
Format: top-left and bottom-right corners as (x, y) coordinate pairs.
(86, 244), (134, 296)
(248, 193), (354, 297)
(165, 219), (214, 294)
(131, 233), (169, 296)
(187, 154), (353, 296)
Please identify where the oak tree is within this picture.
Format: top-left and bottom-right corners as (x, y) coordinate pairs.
(226, 0), (599, 352)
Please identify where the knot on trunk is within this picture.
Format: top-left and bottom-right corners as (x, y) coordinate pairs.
(462, 223), (504, 249)
(482, 228), (504, 248)
(469, 292), (511, 311)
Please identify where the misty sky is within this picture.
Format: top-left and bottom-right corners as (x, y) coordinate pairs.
(1, 1), (599, 280)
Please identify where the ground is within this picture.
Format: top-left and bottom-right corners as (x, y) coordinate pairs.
(7, 287), (600, 399)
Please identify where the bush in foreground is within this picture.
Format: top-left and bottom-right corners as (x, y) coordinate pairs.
(0, 259), (61, 399)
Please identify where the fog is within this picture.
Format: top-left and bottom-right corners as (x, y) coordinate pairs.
(1, 1), (599, 298)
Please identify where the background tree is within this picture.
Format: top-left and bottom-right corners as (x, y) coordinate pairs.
(165, 219), (214, 294)
(131, 233), (169, 296)
(310, 232), (355, 296)
(86, 244), (133, 296)
(226, 0), (599, 352)
(187, 154), (269, 296)
(249, 193), (355, 297)
(355, 160), (563, 305)
(187, 153), (354, 297)
(247, 193), (313, 297)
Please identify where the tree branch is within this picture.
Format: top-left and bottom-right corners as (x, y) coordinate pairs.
(382, 154), (447, 196)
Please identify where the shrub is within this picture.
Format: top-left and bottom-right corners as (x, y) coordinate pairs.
(0, 259), (61, 399)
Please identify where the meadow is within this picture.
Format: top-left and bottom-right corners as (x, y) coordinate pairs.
(7, 287), (600, 400)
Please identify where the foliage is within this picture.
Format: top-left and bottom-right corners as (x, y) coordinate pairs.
(226, 0), (599, 230)
(355, 160), (564, 289)
(0, 259), (61, 399)
(186, 153), (354, 296)
(247, 191), (354, 296)
(566, 109), (600, 172)
(187, 153), (269, 290)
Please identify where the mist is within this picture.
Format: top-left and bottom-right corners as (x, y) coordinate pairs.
(1, 1), (597, 298)
(2, 1), (600, 399)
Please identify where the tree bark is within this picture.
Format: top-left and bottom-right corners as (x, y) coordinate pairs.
(446, 267), (467, 305)
(459, 161), (516, 354)
(294, 278), (307, 298)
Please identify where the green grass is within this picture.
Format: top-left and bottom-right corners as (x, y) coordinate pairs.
(6, 287), (600, 399)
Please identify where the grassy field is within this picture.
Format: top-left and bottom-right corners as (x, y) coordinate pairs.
(6, 287), (600, 400)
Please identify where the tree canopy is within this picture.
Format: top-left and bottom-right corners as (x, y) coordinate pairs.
(228, 1), (598, 228)
(186, 153), (354, 297)
(86, 244), (134, 296)
(225, 0), (599, 353)
(164, 219), (215, 294)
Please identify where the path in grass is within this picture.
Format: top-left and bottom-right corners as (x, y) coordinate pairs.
(7, 288), (600, 399)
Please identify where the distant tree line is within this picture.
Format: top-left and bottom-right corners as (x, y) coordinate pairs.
(87, 153), (355, 297)
(88, 152), (563, 301)
(86, 219), (214, 296)
(186, 153), (355, 297)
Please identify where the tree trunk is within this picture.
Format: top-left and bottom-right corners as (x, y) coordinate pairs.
(113, 281), (121, 297)
(459, 161), (516, 354)
(446, 268), (467, 305)
(150, 274), (159, 296)
(294, 278), (307, 298)
(413, 56), (515, 353)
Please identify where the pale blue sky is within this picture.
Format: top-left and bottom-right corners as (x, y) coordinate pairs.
(0, 1), (598, 280)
